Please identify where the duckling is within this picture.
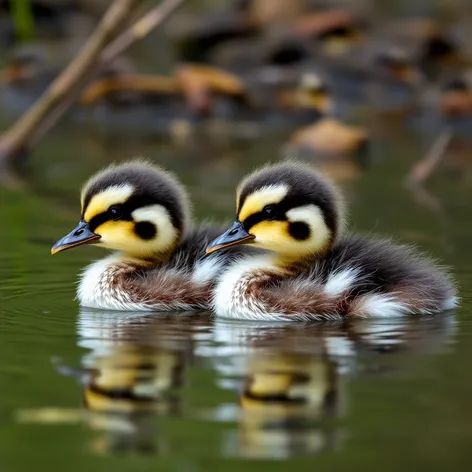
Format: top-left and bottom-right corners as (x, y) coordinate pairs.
(51, 160), (243, 311)
(206, 162), (458, 321)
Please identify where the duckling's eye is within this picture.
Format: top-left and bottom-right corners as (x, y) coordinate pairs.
(108, 205), (123, 220)
(261, 204), (278, 220)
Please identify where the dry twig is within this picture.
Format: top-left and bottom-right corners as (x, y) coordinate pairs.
(406, 128), (453, 186)
(32, 0), (186, 147)
(0, 0), (186, 166)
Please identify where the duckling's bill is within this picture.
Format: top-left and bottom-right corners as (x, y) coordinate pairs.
(51, 221), (101, 255)
(206, 221), (254, 254)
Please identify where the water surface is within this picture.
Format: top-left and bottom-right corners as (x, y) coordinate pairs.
(1, 114), (472, 471)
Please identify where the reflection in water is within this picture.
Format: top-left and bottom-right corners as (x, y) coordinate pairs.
(210, 315), (457, 459)
(53, 310), (457, 459)
(81, 345), (183, 455)
(235, 351), (344, 459)
(75, 310), (199, 455)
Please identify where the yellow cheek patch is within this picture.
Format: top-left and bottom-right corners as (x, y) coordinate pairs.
(95, 220), (136, 243)
(83, 184), (134, 221)
(238, 185), (288, 223)
(250, 220), (289, 246)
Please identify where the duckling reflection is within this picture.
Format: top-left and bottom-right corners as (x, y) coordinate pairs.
(72, 308), (199, 455)
(82, 345), (183, 416)
(211, 313), (456, 459)
(236, 350), (344, 459)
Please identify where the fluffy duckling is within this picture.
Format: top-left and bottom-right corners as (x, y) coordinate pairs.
(206, 162), (458, 321)
(51, 160), (242, 311)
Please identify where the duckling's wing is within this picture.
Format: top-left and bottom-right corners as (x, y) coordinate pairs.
(306, 235), (458, 316)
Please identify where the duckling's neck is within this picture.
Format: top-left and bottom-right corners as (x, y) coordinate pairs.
(118, 252), (167, 266)
(116, 246), (177, 266)
(273, 248), (331, 272)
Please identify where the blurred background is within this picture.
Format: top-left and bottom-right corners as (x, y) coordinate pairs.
(1, 1), (472, 471)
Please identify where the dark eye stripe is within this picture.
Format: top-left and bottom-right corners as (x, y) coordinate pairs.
(242, 208), (285, 230)
(88, 210), (133, 232)
(84, 193), (182, 234)
(240, 196), (313, 230)
(87, 203), (134, 232)
(85, 193), (163, 232)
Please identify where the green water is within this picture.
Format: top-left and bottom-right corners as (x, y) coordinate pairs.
(1, 117), (472, 472)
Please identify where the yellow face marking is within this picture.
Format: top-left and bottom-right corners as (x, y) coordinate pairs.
(248, 204), (332, 260)
(250, 220), (288, 247)
(93, 220), (162, 257)
(91, 204), (178, 257)
(83, 184), (134, 221)
(94, 220), (135, 245)
(287, 204), (331, 252)
(131, 204), (178, 252)
(238, 184), (288, 223)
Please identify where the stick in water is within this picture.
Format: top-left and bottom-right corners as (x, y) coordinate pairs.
(407, 128), (452, 186)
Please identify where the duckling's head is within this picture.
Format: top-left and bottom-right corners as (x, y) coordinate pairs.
(51, 161), (190, 259)
(206, 162), (344, 260)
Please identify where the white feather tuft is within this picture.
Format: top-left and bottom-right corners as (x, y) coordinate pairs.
(356, 293), (410, 318)
(324, 268), (358, 297)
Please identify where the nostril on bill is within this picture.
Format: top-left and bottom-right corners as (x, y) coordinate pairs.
(74, 229), (84, 236)
(229, 228), (238, 236)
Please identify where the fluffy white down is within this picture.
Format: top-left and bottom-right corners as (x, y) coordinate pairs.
(324, 268), (359, 297)
(442, 296), (460, 311)
(191, 254), (226, 285)
(355, 294), (411, 318)
(77, 253), (212, 311)
(77, 254), (154, 311)
(212, 254), (279, 321)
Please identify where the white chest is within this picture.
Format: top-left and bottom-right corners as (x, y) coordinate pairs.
(77, 253), (226, 312)
(77, 255), (152, 311)
(212, 254), (282, 321)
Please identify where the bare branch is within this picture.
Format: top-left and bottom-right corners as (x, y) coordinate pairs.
(0, 0), (187, 165)
(406, 128), (453, 187)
